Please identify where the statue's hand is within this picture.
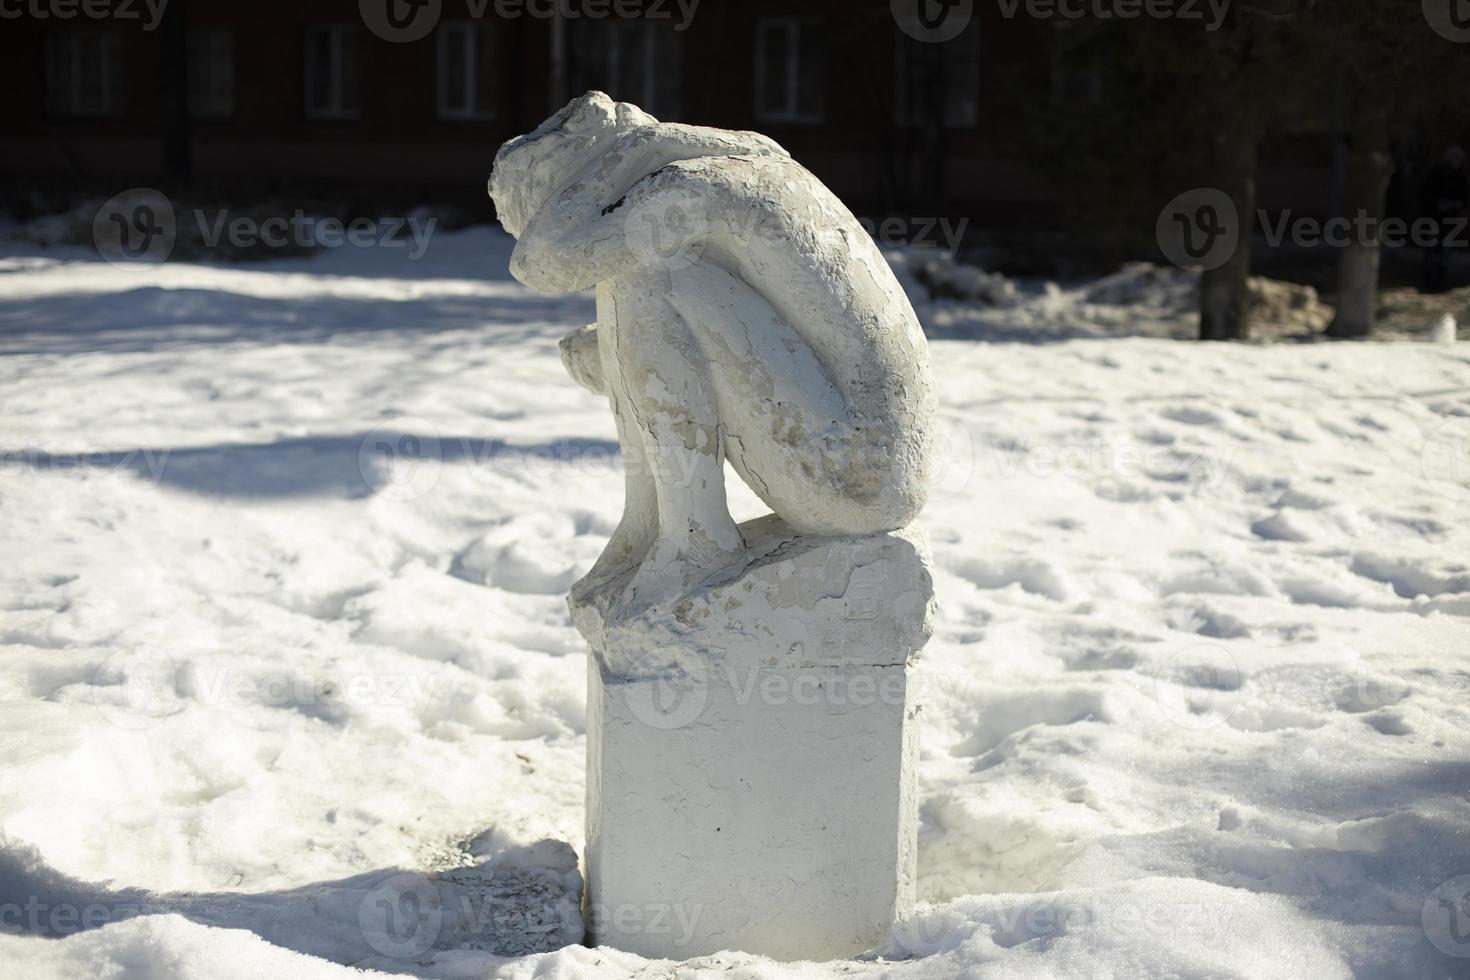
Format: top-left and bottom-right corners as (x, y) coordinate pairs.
(560, 323), (605, 395)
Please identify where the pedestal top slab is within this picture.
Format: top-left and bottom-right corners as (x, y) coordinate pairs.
(571, 515), (935, 678)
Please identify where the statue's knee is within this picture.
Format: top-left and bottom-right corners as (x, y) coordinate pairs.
(834, 442), (929, 530)
(844, 482), (925, 533)
(773, 450), (924, 537)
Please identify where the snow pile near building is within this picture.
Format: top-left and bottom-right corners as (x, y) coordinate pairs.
(889, 248), (1021, 307)
(886, 252), (1342, 341)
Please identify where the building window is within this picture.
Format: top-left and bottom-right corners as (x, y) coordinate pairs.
(894, 22), (980, 129)
(567, 20), (683, 120)
(45, 28), (124, 118)
(754, 18), (825, 125)
(304, 24), (360, 120)
(437, 21), (495, 120)
(188, 28), (236, 119)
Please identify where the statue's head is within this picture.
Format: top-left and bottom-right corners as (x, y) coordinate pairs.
(489, 91), (657, 238)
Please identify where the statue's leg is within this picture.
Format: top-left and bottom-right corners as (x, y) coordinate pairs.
(570, 391), (661, 608)
(668, 263), (915, 537)
(601, 269), (745, 612)
(570, 289), (660, 607)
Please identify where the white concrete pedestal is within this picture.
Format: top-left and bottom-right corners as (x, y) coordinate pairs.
(574, 517), (935, 960)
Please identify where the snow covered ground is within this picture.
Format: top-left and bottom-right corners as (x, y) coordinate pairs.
(1, 227), (1468, 979)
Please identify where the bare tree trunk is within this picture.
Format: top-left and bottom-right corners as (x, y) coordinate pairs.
(1326, 99), (1393, 339)
(1200, 125), (1257, 341)
(549, 12), (568, 112)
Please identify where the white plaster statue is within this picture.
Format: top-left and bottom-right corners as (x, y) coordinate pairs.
(489, 91), (936, 621)
(490, 94), (939, 959)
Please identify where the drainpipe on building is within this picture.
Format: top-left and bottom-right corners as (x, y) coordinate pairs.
(915, 42), (947, 231)
(160, 0), (191, 184)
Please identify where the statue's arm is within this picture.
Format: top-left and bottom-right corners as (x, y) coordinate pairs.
(510, 200), (643, 294)
(509, 125), (785, 294)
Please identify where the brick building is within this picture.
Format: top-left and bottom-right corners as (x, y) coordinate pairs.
(2, 0), (1427, 240)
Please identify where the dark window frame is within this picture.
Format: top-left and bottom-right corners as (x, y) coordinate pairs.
(753, 16), (827, 126)
(436, 20), (497, 122)
(44, 26), (125, 119)
(303, 23), (361, 121)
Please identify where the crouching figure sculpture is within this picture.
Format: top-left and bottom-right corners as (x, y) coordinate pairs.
(490, 92), (937, 960)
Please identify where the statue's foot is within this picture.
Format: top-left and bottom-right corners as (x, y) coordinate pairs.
(615, 545), (747, 622)
(570, 531), (653, 613)
(570, 559), (633, 613)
